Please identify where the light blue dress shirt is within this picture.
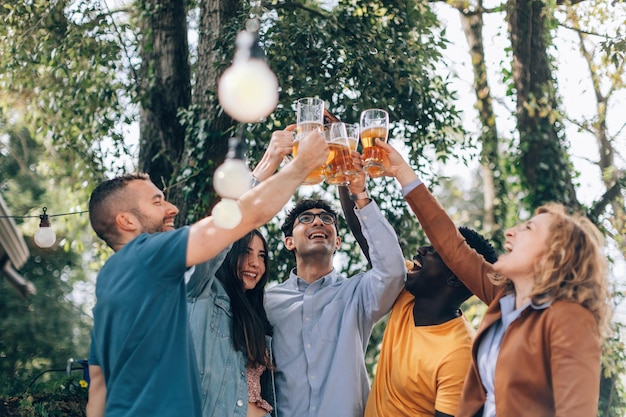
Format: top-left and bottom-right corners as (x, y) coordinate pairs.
(477, 294), (550, 417)
(264, 201), (406, 417)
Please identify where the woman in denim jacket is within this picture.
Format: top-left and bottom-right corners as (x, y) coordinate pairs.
(187, 230), (276, 417)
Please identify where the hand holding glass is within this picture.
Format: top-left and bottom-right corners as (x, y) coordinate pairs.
(324, 123), (358, 186)
(360, 109), (389, 177)
(294, 97), (325, 185)
(345, 123), (362, 183)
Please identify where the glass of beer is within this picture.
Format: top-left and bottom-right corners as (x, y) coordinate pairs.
(359, 109), (389, 177)
(324, 123), (358, 185)
(345, 123), (360, 182)
(294, 97), (325, 185)
(345, 123), (360, 152)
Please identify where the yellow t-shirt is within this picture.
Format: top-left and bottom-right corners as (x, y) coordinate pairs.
(365, 289), (475, 417)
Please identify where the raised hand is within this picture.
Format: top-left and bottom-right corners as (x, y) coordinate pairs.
(268, 124), (296, 162)
(293, 128), (329, 174)
(347, 151), (367, 195)
(375, 138), (418, 187)
(251, 124), (296, 182)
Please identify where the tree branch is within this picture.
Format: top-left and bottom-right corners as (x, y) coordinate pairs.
(588, 173), (626, 223)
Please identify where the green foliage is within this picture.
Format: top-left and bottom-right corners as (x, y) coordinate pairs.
(0, 119), (92, 399)
(175, 104), (224, 223)
(0, 0), (135, 183)
(599, 321), (626, 416)
(261, 0), (464, 159)
(1, 0), (624, 415)
(602, 35), (626, 70)
(0, 242), (92, 396)
(0, 374), (87, 417)
(0, 126), (46, 212)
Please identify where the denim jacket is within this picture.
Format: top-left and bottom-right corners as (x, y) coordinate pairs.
(187, 254), (277, 417)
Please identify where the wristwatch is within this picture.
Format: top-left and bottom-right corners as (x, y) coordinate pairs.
(349, 190), (371, 201)
(250, 175), (261, 188)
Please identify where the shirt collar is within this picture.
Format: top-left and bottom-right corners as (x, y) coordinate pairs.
(499, 293), (551, 327)
(287, 268), (339, 291)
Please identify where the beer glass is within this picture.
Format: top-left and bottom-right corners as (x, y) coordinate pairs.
(345, 123), (359, 152)
(294, 97), (325, 185)
(345, 123), (360, 183)
(359, 109), (389, 177)
(324, 123), (358, 185)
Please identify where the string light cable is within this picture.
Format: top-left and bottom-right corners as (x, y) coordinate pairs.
(0, 207), (88, 248)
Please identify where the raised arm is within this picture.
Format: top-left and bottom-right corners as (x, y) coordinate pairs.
(186, 129), (328, 267)
(376, 139), (499, 304)
(338, 150), (372, 265)
(251, 124), (295, 182)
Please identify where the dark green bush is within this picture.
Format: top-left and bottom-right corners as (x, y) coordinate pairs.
(0, 375), (87, 417)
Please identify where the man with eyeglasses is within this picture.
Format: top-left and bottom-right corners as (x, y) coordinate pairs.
(263, 172), (406, 417)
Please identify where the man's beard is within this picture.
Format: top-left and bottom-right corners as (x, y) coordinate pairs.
(131, 209), (164, 234)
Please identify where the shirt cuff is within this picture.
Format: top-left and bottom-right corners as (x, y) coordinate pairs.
(401, 178), (423, 196)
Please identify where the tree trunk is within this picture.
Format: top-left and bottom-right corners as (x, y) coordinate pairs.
(168, 0), (243, 224)
(575, 29), (625, 254)
(507, 0), (579, 209)
(459, 6), (507, 248)
(137, 0), (191, 194)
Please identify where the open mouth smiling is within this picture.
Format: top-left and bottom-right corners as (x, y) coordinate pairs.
(307, 230), (328, 240)
(408, 257), (423, 271)
(242, 271), (258, 280)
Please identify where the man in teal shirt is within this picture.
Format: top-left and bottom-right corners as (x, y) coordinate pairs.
(86, 130), (328, 417)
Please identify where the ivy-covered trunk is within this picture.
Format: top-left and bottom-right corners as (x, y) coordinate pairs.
(459, 7), (508, 249)
(169, 0), (244, 225)
(137, 0), (191, 200)
(507, 0), (579, 209)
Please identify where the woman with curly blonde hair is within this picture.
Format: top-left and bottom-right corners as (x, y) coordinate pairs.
(491, 203), (612, 336)
(377, 138), (613, 417)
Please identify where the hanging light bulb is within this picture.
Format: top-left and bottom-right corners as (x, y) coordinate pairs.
(213, 158), (252, 199)
(212, 198), (243, 230)
(34, 207), (56, 248)
(217, 26), (279, 123)
(213, 136), (252, 199)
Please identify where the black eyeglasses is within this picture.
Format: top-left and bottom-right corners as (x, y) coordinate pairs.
(296, 212), (336, 225)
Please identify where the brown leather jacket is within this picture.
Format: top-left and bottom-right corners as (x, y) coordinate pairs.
(405, 184), (602, 417)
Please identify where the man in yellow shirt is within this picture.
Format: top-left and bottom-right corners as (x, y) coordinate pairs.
(364, 226), (497, 417)
(339, 185), (497, 416)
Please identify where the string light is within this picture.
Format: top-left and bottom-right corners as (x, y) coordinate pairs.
(211, 198), (243, 230)
(0, 208), (88, 249)
(34, 207), (56, 248)
(213, 136), (252, 200)
(212, 134), (251, 229)
(212, 11), (278, 228)
(217, 18), (279, 123)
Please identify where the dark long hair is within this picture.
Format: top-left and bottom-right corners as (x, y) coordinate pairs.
(215, 230), (273, 367)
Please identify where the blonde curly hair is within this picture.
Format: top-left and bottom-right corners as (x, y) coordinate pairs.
(492, 203), (613, 338)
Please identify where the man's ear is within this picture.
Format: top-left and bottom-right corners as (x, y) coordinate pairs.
(284, 236), (295, 251)
(334, 236), (341, 251)
(116, 212), (138, 232)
